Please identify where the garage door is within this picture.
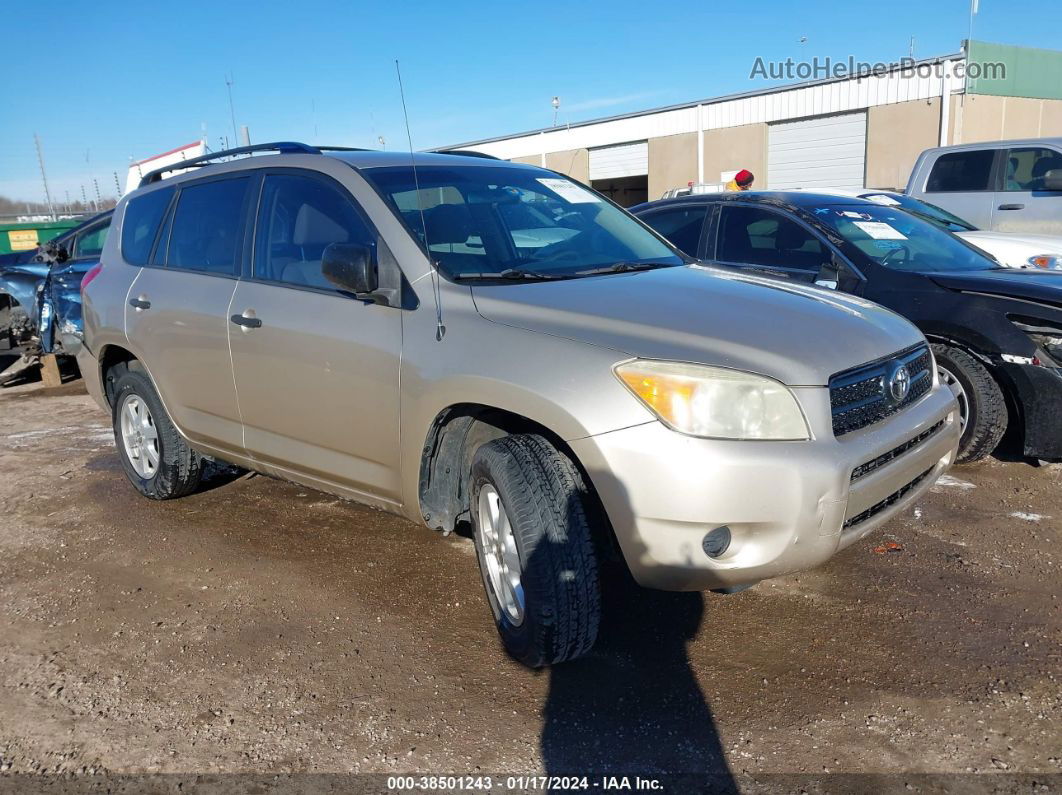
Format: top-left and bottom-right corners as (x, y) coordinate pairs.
(589, 142), (648, 180)
(768, 112), (867, 190)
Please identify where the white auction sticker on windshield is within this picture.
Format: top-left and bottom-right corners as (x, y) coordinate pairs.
(537, 178), (601, 203)
(864, 194), (902, 206)
(853, 220), (907, 240)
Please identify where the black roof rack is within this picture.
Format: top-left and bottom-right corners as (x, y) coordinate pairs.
(432, 149), (500, 160)
(137, 141), (370, 187)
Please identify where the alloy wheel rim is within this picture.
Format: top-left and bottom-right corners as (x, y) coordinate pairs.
(120, 394), (160, 479)
(476, 484), (525, 625)
(938, 366), (969, 433)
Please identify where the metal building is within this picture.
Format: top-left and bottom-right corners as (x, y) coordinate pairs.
(442, 41), (1062, 206)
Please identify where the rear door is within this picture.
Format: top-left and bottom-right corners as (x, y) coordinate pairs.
(920, 148), (998, 229)
(124, 175), (251, 454)
(635, 203), (711, 258)
(992, 145), (1062, 234)
(227, 170), (403, 503)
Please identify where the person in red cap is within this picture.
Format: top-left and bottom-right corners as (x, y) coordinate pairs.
(725, 169), (755, 191)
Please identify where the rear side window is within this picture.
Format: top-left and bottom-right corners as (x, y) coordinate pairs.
(926, 150), (996, 192)
(166, 177), (250, 276)
(121, 187), (174, 265)
(640, 205), (708, 257)
(718, 205), (826, 271)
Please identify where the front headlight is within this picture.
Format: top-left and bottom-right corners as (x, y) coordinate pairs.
(1028, 255), (1062, 270)
(614, 360), (810, 440)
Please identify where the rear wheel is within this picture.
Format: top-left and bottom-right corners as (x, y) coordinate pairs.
(469, 434), (601, 667)
(111, 366), (202, 499)
(932, 344), (1007, 463)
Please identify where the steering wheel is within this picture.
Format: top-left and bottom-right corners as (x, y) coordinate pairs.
(879, 245), (911, 267)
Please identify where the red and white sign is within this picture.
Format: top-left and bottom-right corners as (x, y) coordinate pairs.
(125, 140), (206, 195)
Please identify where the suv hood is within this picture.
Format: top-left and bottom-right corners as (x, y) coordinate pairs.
(470, 264), (923, 386)
(927, 268), (1062, 309)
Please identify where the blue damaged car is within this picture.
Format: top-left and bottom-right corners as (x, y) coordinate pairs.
(0, 211), (112, 383)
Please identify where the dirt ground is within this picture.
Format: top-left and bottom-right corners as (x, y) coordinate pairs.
(0, 368), (1059, 789)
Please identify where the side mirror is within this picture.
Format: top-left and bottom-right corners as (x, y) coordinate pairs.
(1042, 169), (1062, 192)
(321, 243), (377, 297)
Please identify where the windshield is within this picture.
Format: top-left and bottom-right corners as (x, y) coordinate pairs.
(361, 165), (683, 279)
(859, 192), (977, 233)
(810, 203), (996, 272)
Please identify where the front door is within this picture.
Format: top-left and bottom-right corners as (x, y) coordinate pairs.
(714, 204), (833, 285)
(228, 171), (403, 503)
(991, 145), (1062, 235)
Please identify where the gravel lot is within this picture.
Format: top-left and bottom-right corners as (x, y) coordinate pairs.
(0, 368), (1059, 789)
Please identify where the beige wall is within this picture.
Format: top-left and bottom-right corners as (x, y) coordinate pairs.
(544, 148), (589, 183)
(511, 154), (540, 166)
(647, 133), (697, 198)
(954, 95), (1062, 143)
(702, 124), (767, 187)
(866, 98), (942, 190)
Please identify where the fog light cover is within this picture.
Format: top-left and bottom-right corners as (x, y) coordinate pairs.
(702, 526), (732, 558)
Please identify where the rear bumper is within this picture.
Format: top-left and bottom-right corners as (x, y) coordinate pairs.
(570, 382), (959, 591)
(998, 362), (1062, 460)
(76, 344), (109, 412)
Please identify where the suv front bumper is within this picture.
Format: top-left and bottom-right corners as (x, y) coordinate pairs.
(570, 382), (959, 591)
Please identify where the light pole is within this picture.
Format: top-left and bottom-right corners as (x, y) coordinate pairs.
(551, 96), (560, 127)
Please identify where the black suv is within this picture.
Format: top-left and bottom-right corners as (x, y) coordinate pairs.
(633, 191), (1062, 463)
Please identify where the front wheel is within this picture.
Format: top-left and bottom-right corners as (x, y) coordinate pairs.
(469, 434), (601, 667)
(932, 344), (1007, 463)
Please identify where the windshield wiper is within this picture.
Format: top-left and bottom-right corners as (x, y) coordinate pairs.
(452, 268), (571, 281)
(570, 261), (676, 277)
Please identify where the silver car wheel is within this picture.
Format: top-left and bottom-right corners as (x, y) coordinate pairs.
(120, 394), (160, 479)
(476, 484), (525, 626)
(939, 365), (969, 433)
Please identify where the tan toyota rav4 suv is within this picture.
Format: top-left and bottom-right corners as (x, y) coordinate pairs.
(79, 143), (960, 666)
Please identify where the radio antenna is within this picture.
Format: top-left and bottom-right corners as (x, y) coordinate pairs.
(396, 59), (445, 341)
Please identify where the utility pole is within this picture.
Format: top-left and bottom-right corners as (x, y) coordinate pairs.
(80, 185), (88, 211)
(225, 73), (239, 146)
(114, 171), (122, 198)
(33, 133), (56, 220)
(64, 190), (71, 214)
(93, 178), (101, 211)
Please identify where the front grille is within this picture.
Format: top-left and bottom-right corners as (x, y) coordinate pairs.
(830, 344), (933, 436)
(843, 468), (933, 530)
(850, 420), (946, 482)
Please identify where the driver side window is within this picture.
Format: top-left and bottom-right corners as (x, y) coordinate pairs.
(254, 173), (376, 292)
(718, 206), (825, 271)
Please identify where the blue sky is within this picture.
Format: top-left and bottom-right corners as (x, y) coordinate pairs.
(2, 0), (1060, 203)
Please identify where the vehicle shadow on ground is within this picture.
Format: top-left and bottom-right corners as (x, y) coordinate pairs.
(537, 476), (735, 788)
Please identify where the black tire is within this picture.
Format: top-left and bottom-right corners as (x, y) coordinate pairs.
(932, 344), (1007, 464)
(469, 434), (601, 667)
(110, 365), (202, 499)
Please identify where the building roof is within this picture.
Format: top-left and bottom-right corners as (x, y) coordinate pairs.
(441, 51), (965, 151)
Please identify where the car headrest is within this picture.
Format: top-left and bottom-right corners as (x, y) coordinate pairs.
(1031, 157), (1056, 180)
(422, 203), (474, 245)
(294, 204), (350, 247)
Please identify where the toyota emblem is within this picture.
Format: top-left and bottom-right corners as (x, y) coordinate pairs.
(888, 363), (911, 402)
